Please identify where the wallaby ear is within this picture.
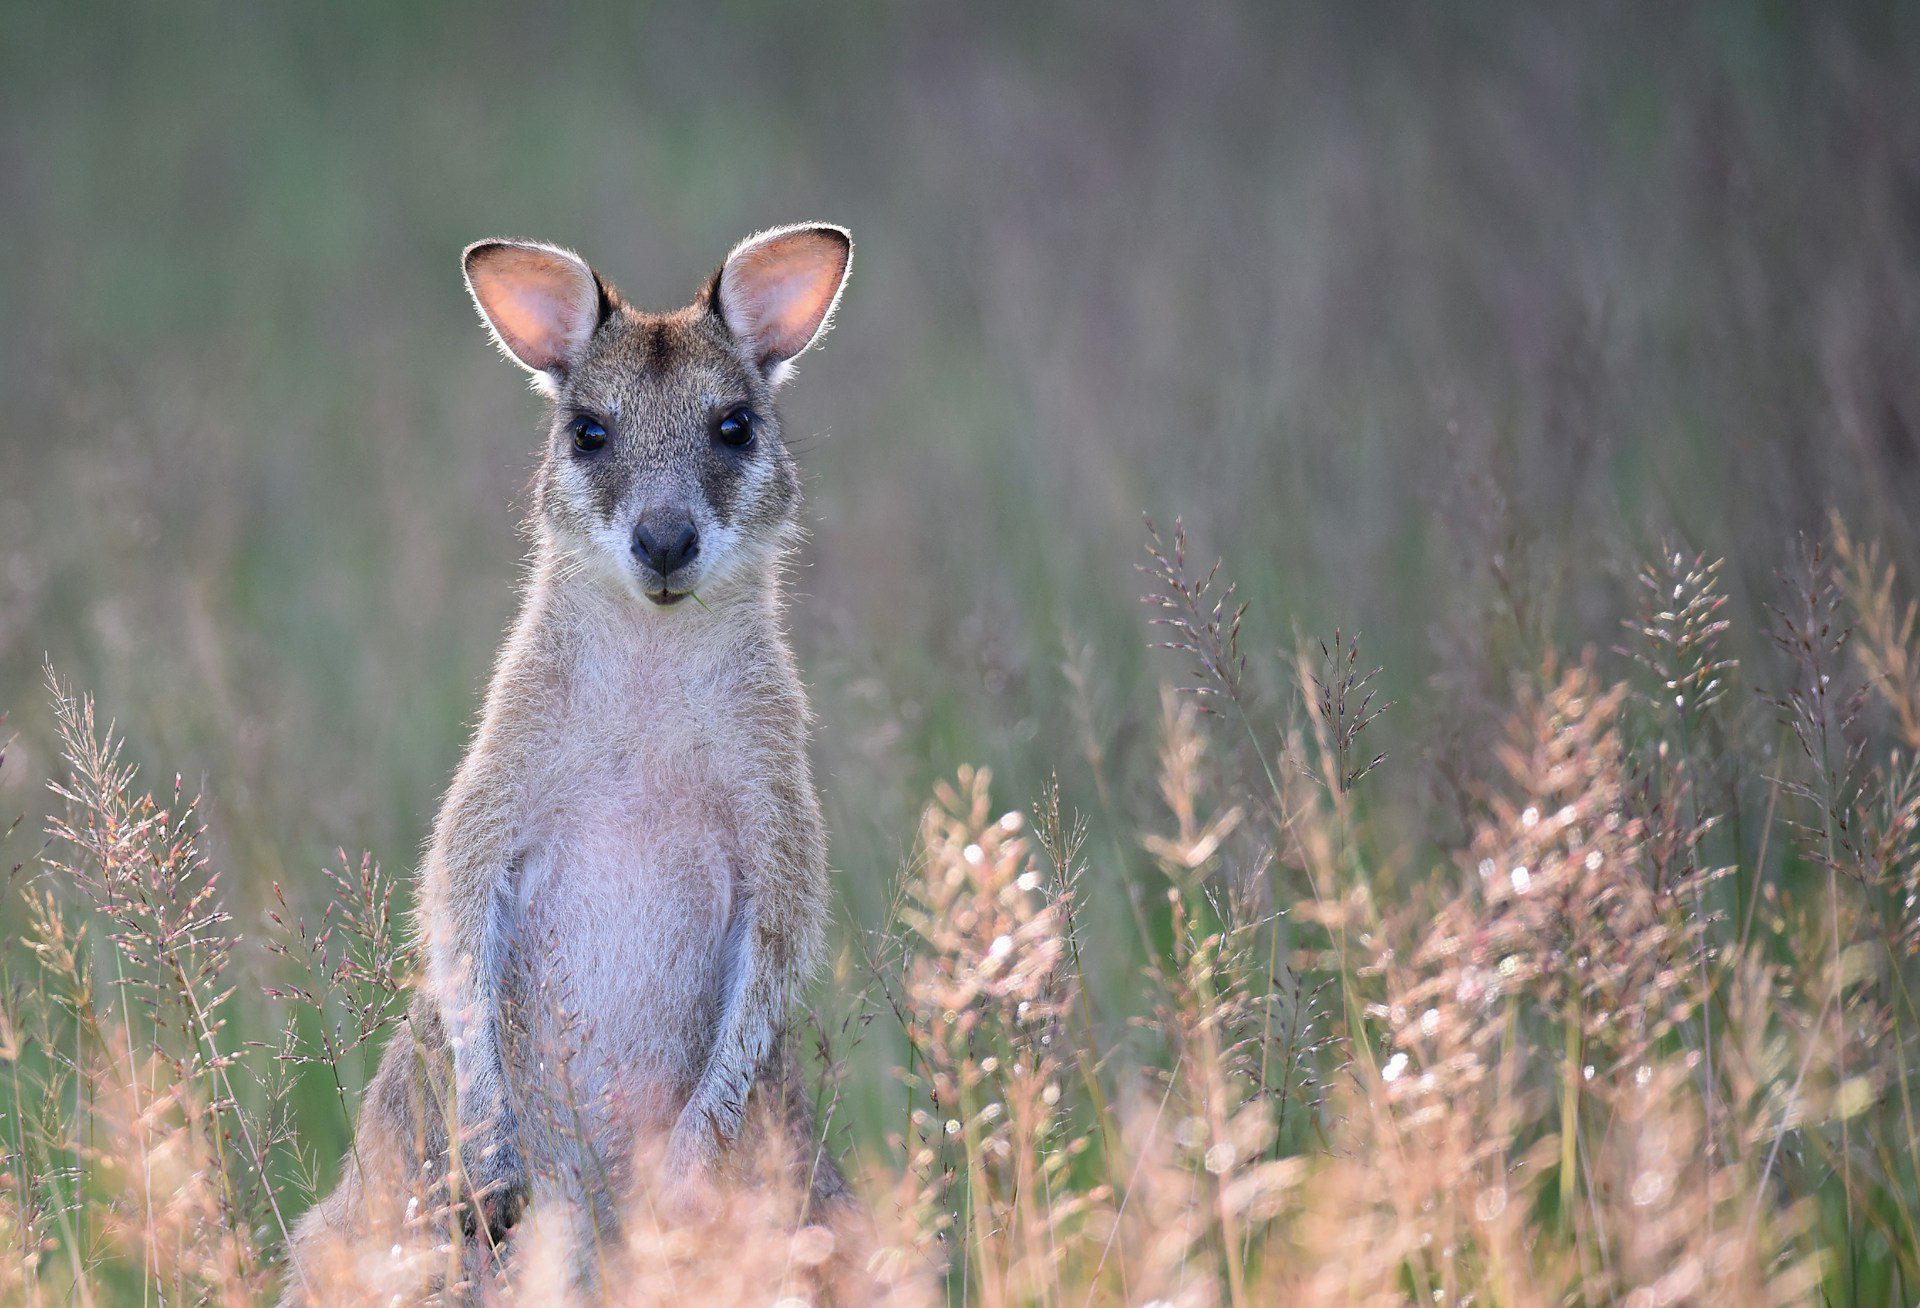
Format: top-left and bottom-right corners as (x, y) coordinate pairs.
(463, 240), (608, 388)
(711, 224), (852, 384)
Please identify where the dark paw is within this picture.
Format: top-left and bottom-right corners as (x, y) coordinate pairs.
(459, 1180), (527, 1246)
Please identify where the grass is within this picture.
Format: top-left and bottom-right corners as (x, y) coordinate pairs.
(4, 516), (1920, 1302)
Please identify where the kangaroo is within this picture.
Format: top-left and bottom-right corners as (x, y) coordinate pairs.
(283, 224), (854, 1303)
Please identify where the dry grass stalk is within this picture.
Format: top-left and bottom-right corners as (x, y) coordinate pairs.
(894, 766), (1098, 1306)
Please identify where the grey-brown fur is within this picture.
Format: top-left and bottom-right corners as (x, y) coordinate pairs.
(282, 225), (853, 1304)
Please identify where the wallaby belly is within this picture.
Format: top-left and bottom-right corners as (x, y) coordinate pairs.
(505, 762), (739, 1193)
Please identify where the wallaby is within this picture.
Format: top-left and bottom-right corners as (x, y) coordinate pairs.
(282, 224), (854, 1303)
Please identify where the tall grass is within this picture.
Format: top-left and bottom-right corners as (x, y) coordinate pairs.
(3, 515), (1918, 1303)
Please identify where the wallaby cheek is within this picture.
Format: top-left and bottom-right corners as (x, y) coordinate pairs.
(743, 455), (801, 534)
(580, 452), (636, 525)
(696, 453), (747, 529)
(537, 460), (619, 555)
(711, 446), (799, 539)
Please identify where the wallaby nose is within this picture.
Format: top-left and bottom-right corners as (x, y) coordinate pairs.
(631, 514), (700, 579)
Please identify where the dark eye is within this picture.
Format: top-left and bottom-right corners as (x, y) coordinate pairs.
(569, 416), (607, 453)
(715, 406), (756, 448)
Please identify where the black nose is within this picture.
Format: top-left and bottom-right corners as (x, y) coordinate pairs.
(631, 515), (700, 578)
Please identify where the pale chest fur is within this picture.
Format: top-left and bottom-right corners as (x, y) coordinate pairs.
(495, 604), (792, 1156)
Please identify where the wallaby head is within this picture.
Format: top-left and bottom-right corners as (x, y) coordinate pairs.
(463, 224), (851, 607)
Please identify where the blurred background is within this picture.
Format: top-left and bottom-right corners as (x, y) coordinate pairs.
(3, 0), (1919, 1164)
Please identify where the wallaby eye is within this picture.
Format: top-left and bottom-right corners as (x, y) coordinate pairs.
(715, 406), (756, 448)
(569, 415), (608, 453)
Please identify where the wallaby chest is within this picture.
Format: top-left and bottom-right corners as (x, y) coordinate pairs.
(505, 638), (770, 1134)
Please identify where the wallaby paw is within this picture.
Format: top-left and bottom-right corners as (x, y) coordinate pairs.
(664, 1105), (719, 1177)
(457, 1135), (528, 1245)
(660, 1106), (726, 1218)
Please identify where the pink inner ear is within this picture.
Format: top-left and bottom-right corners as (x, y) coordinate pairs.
(720, 233), (848, 367)
(469, 246), (598, 374)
